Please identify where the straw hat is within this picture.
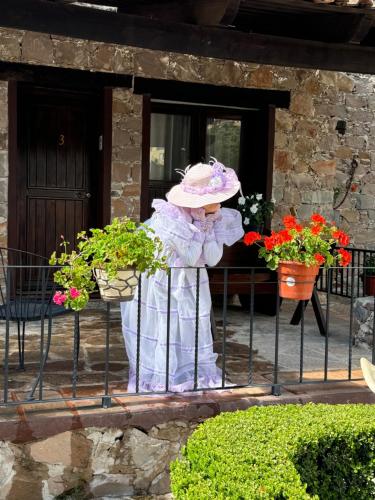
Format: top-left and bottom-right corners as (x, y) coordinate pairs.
(166, 159), (241, 208)
(360, 357), (375, 393)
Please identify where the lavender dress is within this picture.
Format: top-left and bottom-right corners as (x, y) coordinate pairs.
(121, 199), (244, 392)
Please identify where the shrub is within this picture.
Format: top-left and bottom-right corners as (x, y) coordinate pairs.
(170, 404), (375, 499)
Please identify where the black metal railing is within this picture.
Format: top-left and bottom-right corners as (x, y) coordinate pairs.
(0, 263), (374, 409)
(317, 247), (375, 298)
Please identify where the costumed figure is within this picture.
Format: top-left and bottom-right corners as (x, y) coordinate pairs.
(121, 159), (244, 392)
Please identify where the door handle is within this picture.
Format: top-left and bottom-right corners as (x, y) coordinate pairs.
(76, 192), (91, 199)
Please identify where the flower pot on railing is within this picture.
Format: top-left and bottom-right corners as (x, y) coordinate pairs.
(364, 274), (375, 296)
(50, 217), (167, 311)
(243, 213), (352, 302)
(278, 261), (320, 300)
(94, 268), (140, 302)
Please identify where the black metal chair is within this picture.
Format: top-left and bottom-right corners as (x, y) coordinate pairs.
(0, 247), (70, 397)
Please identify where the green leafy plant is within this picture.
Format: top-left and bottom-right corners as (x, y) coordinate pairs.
(49, 217), (168, 311)
(237, 193), (274, 229)
(171, 403), (375, 499)
(243, 213), (352, 271)
(364, 254), (375, 277)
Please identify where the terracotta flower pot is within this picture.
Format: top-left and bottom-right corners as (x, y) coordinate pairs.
(278, 261), (320, 300)
(364, 275), (375, 296)
(94, 268), (140, 302)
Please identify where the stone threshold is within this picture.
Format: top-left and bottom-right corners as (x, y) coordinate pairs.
(1, 379), (375, 443)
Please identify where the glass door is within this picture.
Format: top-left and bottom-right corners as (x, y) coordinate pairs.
(146, 103), (267, 217)
(205, 117), (242, 173)
(149, 112), (192, 203)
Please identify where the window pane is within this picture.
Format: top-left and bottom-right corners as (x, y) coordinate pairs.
(206, 118), (241, 171)
(150, 113), (191, 181)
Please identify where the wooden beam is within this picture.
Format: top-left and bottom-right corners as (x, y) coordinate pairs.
(349, 16), (374, 43)
(1, 0), (375, 74)
(240, 0), (375, 15)
(7, 80), (18, 251)
(222, 0), (241, 25)
(0, 61), (132, 89)
(133, 77), (290, 109)
(50, 0), (120, 5)
(118, 0), (236, 26)
(237, 0), (375, 43)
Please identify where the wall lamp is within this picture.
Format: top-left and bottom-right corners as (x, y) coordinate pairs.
(335, 120), (347, 135)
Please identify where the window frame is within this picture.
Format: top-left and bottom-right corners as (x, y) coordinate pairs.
(141, 99), (275, 221)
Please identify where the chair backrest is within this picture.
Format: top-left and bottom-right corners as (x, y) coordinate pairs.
(0, 247), (57, 320)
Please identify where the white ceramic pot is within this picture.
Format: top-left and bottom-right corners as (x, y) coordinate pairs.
(94, 268), (140, 302)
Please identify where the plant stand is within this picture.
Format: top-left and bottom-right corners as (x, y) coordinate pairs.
(290, 287), (327, 337)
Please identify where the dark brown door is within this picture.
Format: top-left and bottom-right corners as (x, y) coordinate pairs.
(16, 86), (100, 258)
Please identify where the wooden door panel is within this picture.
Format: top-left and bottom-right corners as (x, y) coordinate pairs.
(26, 198), (88, 257)
(28, 104), (89, 191)
(17, 86), (100, 259)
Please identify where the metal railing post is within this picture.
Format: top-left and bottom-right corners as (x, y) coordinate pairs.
(102, 301), (112, 409)
(272, 275), (281, 396)
(194, 268), (200, 391)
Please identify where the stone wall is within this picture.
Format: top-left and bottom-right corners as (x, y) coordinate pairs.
(0, 80), (7, 247)
(333, 73), (375, 246)
(1, 422), (195, 499)
(0, 27), (374, 245)
(354, 296), (374, 346)
(111, 89), (143, 220)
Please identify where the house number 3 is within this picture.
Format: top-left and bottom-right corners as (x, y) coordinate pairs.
(58, 134), (65, 146)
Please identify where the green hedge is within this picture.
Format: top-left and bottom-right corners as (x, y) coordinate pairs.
(170, 404), (375, 499)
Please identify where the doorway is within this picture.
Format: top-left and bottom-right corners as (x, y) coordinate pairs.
(143, 101), (274, 219)
(11, 85), (103, 259)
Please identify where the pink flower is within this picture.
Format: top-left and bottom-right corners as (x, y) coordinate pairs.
(69, 287), (81, 299)
(53, 291), (67, 305)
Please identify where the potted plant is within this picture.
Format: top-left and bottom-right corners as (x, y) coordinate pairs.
(363, 255), (375, 296)
(237, 193), (274, 233)
(243, 214), (352, 300)
(49, 217), (168, 311)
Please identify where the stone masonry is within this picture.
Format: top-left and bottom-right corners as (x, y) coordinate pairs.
(354, 296), (374, 346)
(0, 28), (374, 246)
(111, 89), (143, 220)
(1, 422), (196, 499)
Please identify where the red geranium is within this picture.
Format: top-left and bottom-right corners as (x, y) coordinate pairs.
(311, 224), (322, 236)
(338, 248), (352, 267)
(311, 214), (326, 225)
(314, 253), (325, 265)
(283, 215), (297, 229)
(332, 230), (350, 247)
(263, 235), (276, 251)
(279, 229), (293, 243)
(243, 214), (352, 271)
(243, 231), (262, 246)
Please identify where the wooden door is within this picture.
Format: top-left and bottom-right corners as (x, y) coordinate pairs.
(16, 86), (100, 258)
